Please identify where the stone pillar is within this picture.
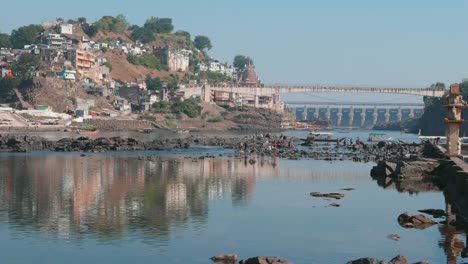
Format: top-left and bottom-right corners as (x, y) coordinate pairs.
(397, 107), (402, 122)
(360, 109), (366, 127)
(313, 107), (319, 119)
(443, 84), (465, 157)
(409, 108), (415, 119)
(348, 106), (354, 127)
(385, 108), (390, 123)
(337, 108), (342, 127)
(202, 85), (211, 103)
(254, 95), (259, 108)
(302, 106), (307, 121)
(373, 106), (378, 126)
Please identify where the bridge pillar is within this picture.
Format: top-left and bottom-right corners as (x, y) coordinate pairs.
(409, 108), (415, 119)
(373, 106), (378, 126)
(397, 106), (402, 122)
(325, 106), (331, 120)
(348, 106), (354, 127)
(360, 108), (366, 127)
(313, 107), (319, 119)
(337, 108), (342, 127)
(385, 108), (390, 123)
(302, 106), (307, 121)
(203, 85), (212, 103)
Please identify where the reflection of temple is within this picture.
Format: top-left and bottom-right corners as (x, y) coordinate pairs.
(438, 197), (465, 264)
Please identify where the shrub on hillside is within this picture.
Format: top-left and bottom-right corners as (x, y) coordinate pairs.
(171, 99), (199, 118)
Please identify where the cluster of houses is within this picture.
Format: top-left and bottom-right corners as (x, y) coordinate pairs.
(0, 18), (263, 120)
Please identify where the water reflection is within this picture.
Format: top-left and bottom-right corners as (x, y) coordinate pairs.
(0, 154), (285, 245)
(370, 172), (468, 264)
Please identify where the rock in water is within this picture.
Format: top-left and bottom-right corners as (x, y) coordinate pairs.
(238, 256), (292, 264)
(310, 192), (345, 199)
(346, 258), (385, 264)
(397, 212), (436, 229)
(210, 254), (238, 263)
(388, 255), (408, 264)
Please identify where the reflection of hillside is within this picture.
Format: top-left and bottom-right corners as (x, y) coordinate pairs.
(0, 155), (284, 244)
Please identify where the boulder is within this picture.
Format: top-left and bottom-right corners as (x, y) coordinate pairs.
(346, 258), (384, 264)
(310, 192), (345, 200)
(211, 254), (238, 263)
(238, 256), (292, 264)
(388, 255), (408, 264)
(397, 212), (436, 229)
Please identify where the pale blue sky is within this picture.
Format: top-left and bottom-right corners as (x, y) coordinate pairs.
(1, 0), (467, 90)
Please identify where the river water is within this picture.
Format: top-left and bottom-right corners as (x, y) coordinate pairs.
(0, 130), (464, 263)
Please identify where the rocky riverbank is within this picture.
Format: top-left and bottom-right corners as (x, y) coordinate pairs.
(0, 133), (427, 162)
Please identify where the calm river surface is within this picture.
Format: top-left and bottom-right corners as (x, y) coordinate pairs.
(0, 130), (464, 263)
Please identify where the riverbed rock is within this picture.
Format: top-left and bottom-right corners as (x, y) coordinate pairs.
(346, 257), (384, 264)
(386, 234), (400, 241)
(388, 255), (408, 264)
(238, 256), (292, 264)
(211, 254), (238, 263)
(397, 212), (436, 229)
(310, 192), (345, 200)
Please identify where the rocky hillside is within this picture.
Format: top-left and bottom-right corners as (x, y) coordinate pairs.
(18, 77), (113, 112)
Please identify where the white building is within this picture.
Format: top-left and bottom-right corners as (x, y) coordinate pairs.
(166, 48), (192, 72)
(60, 24), (74, 35)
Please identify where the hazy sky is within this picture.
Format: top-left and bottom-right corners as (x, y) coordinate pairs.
(1, 0), (467, 89)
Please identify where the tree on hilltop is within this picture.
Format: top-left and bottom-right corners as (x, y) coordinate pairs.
(131, 26), (155, 44)
(82, 23), (98, 37)
(144, 17), (174, 34)
(11, 24), (43, 49)
(194, 35), (212, 51)
(96, 14), (129, 34)
(174, 30), (191, 40)
(233, 55), (253, 71)
(0, 33), (11, 48)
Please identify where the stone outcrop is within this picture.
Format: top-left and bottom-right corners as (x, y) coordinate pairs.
(346, 258), (385, 264)
(238, 256), (292, 264)
(211, 254), (238, 263)
(0, 135), (170, 152)
(397, 212), (436, 229)
(310, 192), (345, 200)
(388, 255), (408, 264)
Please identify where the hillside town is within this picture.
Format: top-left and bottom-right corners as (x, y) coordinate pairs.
(0, 16), (275, 132)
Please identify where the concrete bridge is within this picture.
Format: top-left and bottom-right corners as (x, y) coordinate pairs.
(181, 84), (445, 112)
(292, 103), (424, 128)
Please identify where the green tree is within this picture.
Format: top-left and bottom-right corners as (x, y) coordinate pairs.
(82, 24), (98, 37)
(146, 76), (163, 90)
(78, 17), (87, 23)
(0, 33), (11, 48)
(103, 61), (113, 72)
(174, 30), (191, 40)
(11, 53), (40, 77)
(171, 99), (199, 118)
(131, 26), (155, 44)
(0, 77), (19, 97)
(96, 16), (114, 32)
(10, 24), (43, 48)
(193, 35), (212, 51)
(144, 17), (174, 33)
(111, 14), (129, 33)
(233, 55), (254, 71)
